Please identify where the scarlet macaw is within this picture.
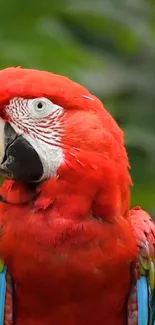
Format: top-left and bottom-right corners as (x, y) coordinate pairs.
(0, 67), (154, 325)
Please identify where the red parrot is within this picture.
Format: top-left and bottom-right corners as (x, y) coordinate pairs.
(0, 67), (154, 325)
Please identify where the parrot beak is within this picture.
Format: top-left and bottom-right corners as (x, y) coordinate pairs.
(0, 119), (43, 182)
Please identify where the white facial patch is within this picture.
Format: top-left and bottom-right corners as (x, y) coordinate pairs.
(6, 97), (65, 180)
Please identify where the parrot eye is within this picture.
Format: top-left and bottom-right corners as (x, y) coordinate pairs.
(36, 101), (45, 110)
(34, 99), (47, 113)
(29, 97), (57, 118)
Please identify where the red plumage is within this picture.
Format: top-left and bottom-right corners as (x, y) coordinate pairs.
(0, 67), (153, 325)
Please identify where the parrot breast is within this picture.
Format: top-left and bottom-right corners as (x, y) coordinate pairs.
(0, 179), (137, 325)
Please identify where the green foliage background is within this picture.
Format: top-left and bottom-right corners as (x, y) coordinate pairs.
(0, 0), (155, 212)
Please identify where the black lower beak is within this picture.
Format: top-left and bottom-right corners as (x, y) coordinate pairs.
(0, 122), (43, 182)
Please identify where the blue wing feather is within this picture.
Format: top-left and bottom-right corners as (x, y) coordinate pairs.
(0, 266), (7, 325)
(137, 276), (148, 325)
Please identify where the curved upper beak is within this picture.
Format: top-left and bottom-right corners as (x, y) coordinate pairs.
(0, 119), (15, 178)
(0, 119), (43, 182)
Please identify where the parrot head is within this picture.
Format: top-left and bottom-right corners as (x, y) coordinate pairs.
(0, 67), (131, 219)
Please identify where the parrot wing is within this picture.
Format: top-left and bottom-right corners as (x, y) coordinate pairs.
(128, 207), (155, 325)
(0, 263), (13, 325)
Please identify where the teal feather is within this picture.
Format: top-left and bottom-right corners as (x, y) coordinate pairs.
(137, 276), (148, 325)
(0, 266), (7, 325)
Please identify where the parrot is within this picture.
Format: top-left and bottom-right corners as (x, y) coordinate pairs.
(0, 67), (153, 325)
